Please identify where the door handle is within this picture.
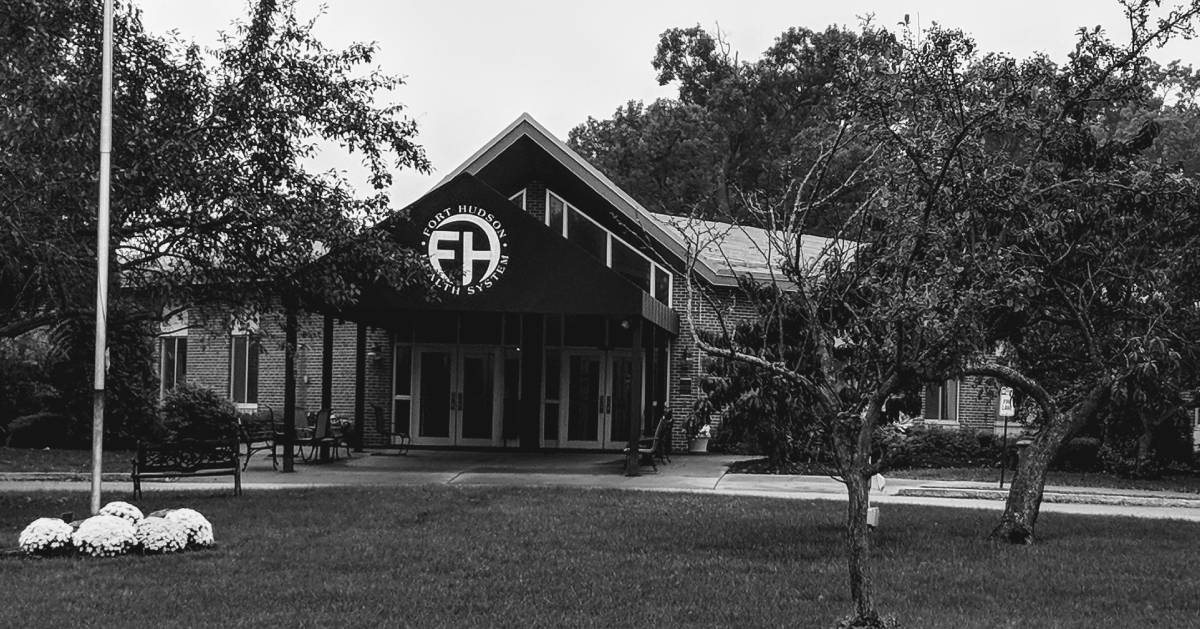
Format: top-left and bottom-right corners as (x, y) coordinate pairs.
(606, 395), (611, 414)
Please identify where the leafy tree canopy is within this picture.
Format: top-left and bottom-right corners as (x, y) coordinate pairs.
(568, 24), (891, 235)
(0, 0), (431, 338)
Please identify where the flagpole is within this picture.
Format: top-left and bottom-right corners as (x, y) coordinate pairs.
(92, 0), (114, 515)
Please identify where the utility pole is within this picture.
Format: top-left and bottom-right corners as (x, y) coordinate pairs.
(91, 0), (115, 514)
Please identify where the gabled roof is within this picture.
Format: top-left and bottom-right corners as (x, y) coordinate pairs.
(436, 113), (840, 287)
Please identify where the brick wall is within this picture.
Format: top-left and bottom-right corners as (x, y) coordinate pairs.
(957, 376), (999, 431)
(158, 304), (396, 445)
(916, 376), (1000, 433)
(667, 281), (758, 451)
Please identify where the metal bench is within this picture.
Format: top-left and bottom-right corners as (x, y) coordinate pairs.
(131, 438), (242, 499)
(624, 410), (673, 471)
(238, 405), (277, 470)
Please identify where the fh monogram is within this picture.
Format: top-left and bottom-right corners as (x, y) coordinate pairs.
(422, 205), (510, 295)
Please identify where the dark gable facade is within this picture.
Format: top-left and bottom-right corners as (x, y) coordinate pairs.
(159, 114), (1005, 452)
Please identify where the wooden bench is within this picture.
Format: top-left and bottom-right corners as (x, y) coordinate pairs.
(131, 438), (242, 499)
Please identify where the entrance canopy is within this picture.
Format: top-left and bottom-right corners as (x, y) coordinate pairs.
(350, 173), (677, 335)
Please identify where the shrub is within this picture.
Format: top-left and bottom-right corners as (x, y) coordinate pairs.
(160, 384), (238, 442)
(135, 518), (188, 554)
(45, 313), (160, 448)
(1053, 437), (1102, 472)
(3, 412), (80, 448)
(72, 514), (137, 557)
(18, 517), (74, 556)
(99, 501), (144, 524)
(879, 425), (1001, 470)
(159, 508), (215, 548)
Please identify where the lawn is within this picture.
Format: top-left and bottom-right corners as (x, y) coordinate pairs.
(0, 447), (132, 475)
(1, 486), (1197, 628)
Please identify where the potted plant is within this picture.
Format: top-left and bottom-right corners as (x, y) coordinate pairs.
(684, 414), (712, 453)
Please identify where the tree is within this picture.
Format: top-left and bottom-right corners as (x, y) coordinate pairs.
(569, 24), (881, 235)
(646, 3), (1200, 624)
(892, 1), (1200, 543)
(0, 0), (431, 342)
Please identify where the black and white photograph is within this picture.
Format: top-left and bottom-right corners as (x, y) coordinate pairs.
(3, 1), (1200, 626)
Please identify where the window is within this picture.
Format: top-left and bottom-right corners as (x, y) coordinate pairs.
(160, 337), (187, 394)
(159, 307), (188, 396)
(546, 192), (565, 235)
(545, 189), (673, 306)
(392, 345), (412, 436)
(611, 239), (652, 293)
(508, 189), (526, 211)
(567, 208), (608, 262)
(543, 350), (561, 441)
(653, 265), (672, 307)
(923, 380), (958, 421)
(230, 335), (260, 405)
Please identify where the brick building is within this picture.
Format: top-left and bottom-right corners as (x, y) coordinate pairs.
(920, 377), (1005, 433)
(160, 113), (992, 453)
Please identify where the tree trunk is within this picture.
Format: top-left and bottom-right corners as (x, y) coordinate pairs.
(991, 381), (1108, 544)
(989, 423), (1056, 544)
(845, 470), (879, 624)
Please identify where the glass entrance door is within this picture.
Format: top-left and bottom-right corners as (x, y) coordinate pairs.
(408, 346), (500, 446)
(415, 349), (453, 443)
(457, 350), (497, 445)
(608, 353), (634, 446)
(557, 350), (641, 450)
(563, 352), (603, 447)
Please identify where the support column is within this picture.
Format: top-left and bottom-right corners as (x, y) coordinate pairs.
(353, 322), (366, 451)
(281, 302), (298, 473)
(625, 317), (644, 476)
(519, 314), (544, 450)
(321, 314), (334, 411)
(645, 326), (657, 434)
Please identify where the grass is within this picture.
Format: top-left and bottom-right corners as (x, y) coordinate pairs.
(2, 487), (1198, 628)
(0, 447), (132, 475)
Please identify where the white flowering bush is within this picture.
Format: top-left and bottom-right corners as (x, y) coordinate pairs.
(18, 518), (74, 556)
(162, 508), (214, 548)
(134, 517), (188, 554)
(98, 501), (144, 524)
(72, 515), (137, 557)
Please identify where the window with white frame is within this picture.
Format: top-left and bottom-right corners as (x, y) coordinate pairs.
(229, 316), (260, 405)
(508, 189), (527, 211)
(544, 189), (673, 306)
(159, 308), (188, 396)
(923, 380), (958, 421)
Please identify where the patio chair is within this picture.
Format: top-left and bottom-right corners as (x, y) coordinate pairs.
(373, 404), (411, 455)
(331, 413), (354, 460)
(297, 408), (337, 461)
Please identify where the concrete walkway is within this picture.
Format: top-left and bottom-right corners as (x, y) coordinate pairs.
(4, 450), (1200, 522)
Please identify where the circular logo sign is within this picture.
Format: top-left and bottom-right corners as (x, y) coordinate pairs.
(421, 205), (510, 295)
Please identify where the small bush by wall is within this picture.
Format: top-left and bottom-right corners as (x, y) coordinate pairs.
(879, 425), (1004, 470)
(159, 384), (238, 442)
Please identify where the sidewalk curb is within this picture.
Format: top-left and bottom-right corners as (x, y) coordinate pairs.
(0, 473), (127, 482)
(895, 487), (1200, 508)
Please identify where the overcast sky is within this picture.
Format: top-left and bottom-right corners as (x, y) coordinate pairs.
(137, 0), (1196, 206)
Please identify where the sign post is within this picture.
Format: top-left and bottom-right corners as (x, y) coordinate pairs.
(997, 386), (1015, 488)
(90, 0), (115, 515)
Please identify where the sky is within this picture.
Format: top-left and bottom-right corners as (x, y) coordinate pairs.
(136, 0), (1197, 207)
